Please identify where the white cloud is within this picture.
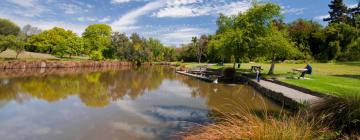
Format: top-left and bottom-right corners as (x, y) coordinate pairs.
(159, 27), (211, 46)
(78, 16), (111, 23)
(111, 0), (149, 5)
(111, 0), (131, 4)
(348, 3), (358, 8)
(77, 16), (97, 22)
(314, 15), (329, 21)
(61, 3), (86, 14)
(5, 0), (48, 17)
(99, 16), (111, 23)
(282, 6), (305, 15)
(111, 0), (165, 31)
(0, 11), (86, 34)
(6, 0), (37, 8)
(152, 0), (252, 18)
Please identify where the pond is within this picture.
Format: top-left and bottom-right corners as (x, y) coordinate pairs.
(0, 66), (281, 140)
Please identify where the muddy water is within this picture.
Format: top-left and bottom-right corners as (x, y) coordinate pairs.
(0, 66), (281, 140)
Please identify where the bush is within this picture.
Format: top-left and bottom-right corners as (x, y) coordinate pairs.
(179, 64), (187, 71)
(309, 96), (360, 135)
(222, 67), (236, 78)
(183, 110), (333, 140)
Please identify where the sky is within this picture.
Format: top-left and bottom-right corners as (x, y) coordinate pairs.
(0, 0), (358, 46)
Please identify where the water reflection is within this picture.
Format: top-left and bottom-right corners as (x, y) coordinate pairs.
(0, 66), (174, 107)
(0, 66), (281, 140)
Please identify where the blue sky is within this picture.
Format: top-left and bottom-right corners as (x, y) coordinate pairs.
(0, 0), (358, 46)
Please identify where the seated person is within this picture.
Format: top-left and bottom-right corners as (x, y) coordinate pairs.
(300, 64), (312, 78)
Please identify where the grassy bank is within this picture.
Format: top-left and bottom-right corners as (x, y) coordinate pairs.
(0, 49), (89, 61)
(179, 62), (360, 97)
(182, 95), (360, 139)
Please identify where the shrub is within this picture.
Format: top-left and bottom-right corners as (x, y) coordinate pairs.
(222, 67), (235, 78)
(182, 110), (333, 140)
(179, 64), (187, 71)
(309, 96), (360, 135)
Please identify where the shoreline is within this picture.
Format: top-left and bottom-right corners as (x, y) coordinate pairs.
(0, 60), (132, 69)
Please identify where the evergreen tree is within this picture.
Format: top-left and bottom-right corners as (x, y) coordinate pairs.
(324, 0), (349, 24)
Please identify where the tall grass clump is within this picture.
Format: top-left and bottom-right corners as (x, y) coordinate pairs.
(182, 102), (333, 140)
(309, 95), (360, 135)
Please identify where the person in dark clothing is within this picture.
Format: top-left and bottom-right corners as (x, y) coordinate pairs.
(300, 64), (312, 78)
(256, 67), (261, 82)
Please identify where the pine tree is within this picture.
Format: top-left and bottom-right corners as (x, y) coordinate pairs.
(324, 0), (349, 24)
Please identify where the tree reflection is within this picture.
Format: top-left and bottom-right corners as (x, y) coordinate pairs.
(177, 75), (282, 114)
(0, 66), (175, 107)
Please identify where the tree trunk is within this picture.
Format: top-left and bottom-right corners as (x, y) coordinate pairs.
(15, 52), (20, 59)
(268, 53), (275, 75)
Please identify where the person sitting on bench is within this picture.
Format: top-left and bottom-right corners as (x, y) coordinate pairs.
(300, 64), (312, 79)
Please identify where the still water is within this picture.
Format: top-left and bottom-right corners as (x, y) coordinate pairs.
(0, 66), (281, 140)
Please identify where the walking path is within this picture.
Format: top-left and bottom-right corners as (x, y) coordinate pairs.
(248, 78), (321, 105)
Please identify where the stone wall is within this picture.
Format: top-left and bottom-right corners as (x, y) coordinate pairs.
(0, 60), (131, 69)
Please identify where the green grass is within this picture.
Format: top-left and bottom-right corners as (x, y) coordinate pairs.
(281, 75), (360, 97)
(180, 62), (360, 97)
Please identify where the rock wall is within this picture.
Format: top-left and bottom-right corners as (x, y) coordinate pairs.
(0, 60), (131, 69)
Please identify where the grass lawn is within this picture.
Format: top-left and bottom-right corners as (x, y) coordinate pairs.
(180, 62), (360, 97)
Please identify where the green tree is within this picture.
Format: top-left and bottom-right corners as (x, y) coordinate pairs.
(288, 19), (323, 59)
(0, 35), (25, 58)
(324, 0), (349, 24)
(12, 34), (26, 58)
(256, 26), (299, 75)
(0, 35), (12, 52)
(197, 35), (209, 63)
(82, 24), (112, 60)
(0, 18), (20, 36)
(147, 38), (164, 61)
(54, 37), (84, 58)
(28, 27), (76, 53)
(111, 32), (132, 60)
(317, 23), (359, 61)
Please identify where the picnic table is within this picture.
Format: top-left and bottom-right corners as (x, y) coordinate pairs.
(292, 68), (308, 73)
(250, 66), (263, 72)
(292, 68), (308, 78)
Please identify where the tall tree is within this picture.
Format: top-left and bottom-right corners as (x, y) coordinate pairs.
(256, 25), (299, 75)
(147, 38), (164, 61)
(112, 32), (132, 60)
(193, 35), (209, 63)
(82, 24), (112, 60)
(0, 18), (20, 36)
(288, 19), (323, 59)
(22, 24), (42, 36)
(324, 0), (349, 24)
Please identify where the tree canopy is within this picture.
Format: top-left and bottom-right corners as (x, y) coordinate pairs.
(0, 18), (20, 36)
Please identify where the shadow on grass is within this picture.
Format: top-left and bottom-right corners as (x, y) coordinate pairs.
(333, 74), (360, 80)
